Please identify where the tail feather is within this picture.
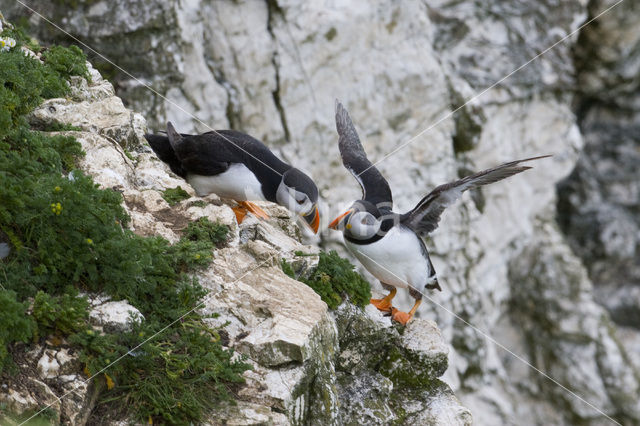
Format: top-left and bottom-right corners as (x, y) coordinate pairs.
(426, 254), (442, 291)
(425, 276), (442, 292)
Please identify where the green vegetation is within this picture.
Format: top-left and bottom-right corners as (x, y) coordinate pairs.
(37, 121), (83, 132)
(0, 291), (34, 373)
(0, 21), (248, 424)
(32, 291), (89, 338)
(188, 199), (208, 208)
(282, 251), (371, 309)
(0, 23), (40, 52)
(0, 407), (58, 426)
(162, 185), (190, 206)
(169, 217), (228, 272)
(41, 45), (90, 83)
(73, 313), (247, 423)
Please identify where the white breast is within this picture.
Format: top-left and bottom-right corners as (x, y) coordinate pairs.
(345, 225), (430, 289)
(187, 163), (266, 200)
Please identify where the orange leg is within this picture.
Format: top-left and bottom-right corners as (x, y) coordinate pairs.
(232, 201), (270, 224)
(240, 201), (269, 220)
(391, 299), (422, 325)
(370, 287), (397, 313)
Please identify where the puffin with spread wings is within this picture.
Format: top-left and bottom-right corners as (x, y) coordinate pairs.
(329, 100), (549, 324)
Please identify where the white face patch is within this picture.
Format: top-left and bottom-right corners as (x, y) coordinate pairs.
(345, 211), (381, 240)
(276, 180), (312, 215)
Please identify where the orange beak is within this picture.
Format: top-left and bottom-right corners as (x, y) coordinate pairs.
(302, 205), (320, 234)
(328, 209), (353, 230)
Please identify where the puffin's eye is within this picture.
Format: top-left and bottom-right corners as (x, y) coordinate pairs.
(296, 198), (305, 205)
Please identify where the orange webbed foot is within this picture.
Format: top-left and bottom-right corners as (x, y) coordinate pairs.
(370, 288), (397, 313)
(390, 299), (421, 326)
(232, 205), (249, 224)
(370, 297), (393, 313)
(232, 201), (270, 224)
(240, 201), (269, 220)
(390, 308), (414, 325)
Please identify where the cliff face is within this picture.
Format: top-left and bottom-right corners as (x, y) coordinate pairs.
(0, 38), (471, 424)
(558, 0), (640, 340)
(2, 0), (640, 424)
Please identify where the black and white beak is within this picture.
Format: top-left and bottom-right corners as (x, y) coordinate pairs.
(302, 204), (320, 234)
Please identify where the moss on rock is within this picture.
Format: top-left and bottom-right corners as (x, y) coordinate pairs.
(282, 250), (371, 309)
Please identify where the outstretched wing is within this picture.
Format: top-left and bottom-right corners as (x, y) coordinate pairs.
(335, 100), (393, 210)
(401, 155), (550, 237)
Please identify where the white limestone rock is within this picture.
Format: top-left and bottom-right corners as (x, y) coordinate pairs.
(36, 348), (78, 380)
(73, 131), (136, 191)
(0, 378), (61, 425)
(29, 62), (147, 151)
(88, 300), (143, 333)
(206, 400), (290, 426)
(202, 257), (330, 366)
(36, 349), (61, 380)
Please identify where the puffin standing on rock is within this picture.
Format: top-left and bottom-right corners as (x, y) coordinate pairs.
(329, 101), (549, 324)
(145, 123), (320, 233)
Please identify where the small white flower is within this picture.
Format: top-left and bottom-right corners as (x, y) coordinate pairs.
(0, 37), (15, 52)
(21, 46), (37, 59)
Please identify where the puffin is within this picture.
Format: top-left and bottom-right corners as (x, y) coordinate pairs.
(145, 122), (320, 233)
(328, 101), (549, 324)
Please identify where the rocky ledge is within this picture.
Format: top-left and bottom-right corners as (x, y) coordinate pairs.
(0, 58), (470, 425)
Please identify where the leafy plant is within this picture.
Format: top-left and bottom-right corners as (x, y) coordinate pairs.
(170, 217), (228, 271)
(162, 186), (190, 206)
(41, 45), (90, 83)
(283, 251), (372, 309)
(281, 258), (296, 279)
(183, 216), (228, 245)
(32, 291), (89, 338)
(0, 290), (35, 372)
(37, 121), (83, 132)
(0, 19), (248, 424)
(73, 315), (248, 424)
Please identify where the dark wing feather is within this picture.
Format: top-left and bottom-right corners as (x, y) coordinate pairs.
(177, 152), (230, 175)
(335, 100), (393, 209)
(401, 155), (551, 237)
(145, 132), (230, 176)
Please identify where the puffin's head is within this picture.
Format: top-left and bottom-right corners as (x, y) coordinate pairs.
(328, 200), (383, 240)
(276, 168), (320, 233)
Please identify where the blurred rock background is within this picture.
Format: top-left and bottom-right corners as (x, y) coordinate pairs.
(2, 0), (638, 424)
